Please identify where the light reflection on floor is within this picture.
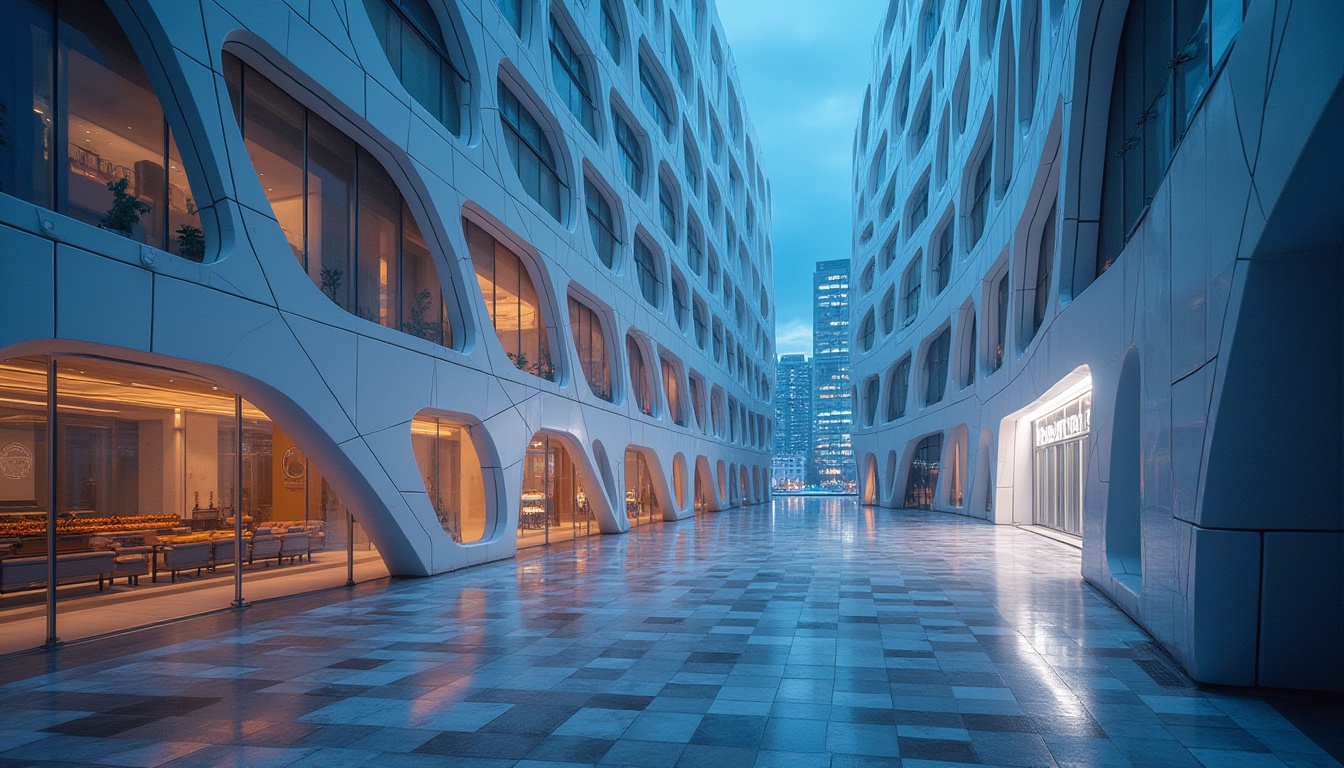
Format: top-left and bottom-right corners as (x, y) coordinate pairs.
(0, 497), (1338, 767)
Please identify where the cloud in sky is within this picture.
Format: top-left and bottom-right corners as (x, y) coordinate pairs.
(716, 0), (886, 358)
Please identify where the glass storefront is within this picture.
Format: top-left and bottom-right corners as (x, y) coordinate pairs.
(903, 434), (942, 510)
(517, 435), (594, 549)
(0, 356), (383, 650)
(1032, 392), (1090, 535)
(624, 450), (662, 527)
(410, 415), (490, 544)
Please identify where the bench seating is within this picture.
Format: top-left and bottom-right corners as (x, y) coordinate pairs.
(0, 551), (117, 593)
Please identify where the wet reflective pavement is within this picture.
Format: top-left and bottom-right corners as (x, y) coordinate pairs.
(0, 498), (1339, 767)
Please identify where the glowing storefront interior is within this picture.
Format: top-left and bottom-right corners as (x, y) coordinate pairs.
(0, 356), (383, 648)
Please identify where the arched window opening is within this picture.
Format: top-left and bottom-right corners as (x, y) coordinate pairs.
(226, 56), (450, 346)
(1029, 201), (1056, 341)
(412, 415), (490, 544)
(600, 0), (623, 64)
(624, 449), (662, 526)
(584, 174), (621, 268)
(858, 311), (876, 352)
(992, 270), (1008, 372)
(495, 0), (524, 36)
(498, 80), (567, 221)
(962, 307), (978, 388)
(881, 288), (897, 335)
(1, 1), (204, 259)
(639, 54), (675, 139)
(464, 218), (554, 381)
(568, 293), (612, 401)
(886, 357), (911, 422)
(1095, 0), (1243, 281)
(612, 104), (646, 195)
(924, 327), (951, 405)
(549, 13), (598, 138)
(633, 236), (663, 307)
(904, 434), (942, 509)
(901, 255), (923, 324)
(518, 434), (595, 549)
(932, 218), (954, 293)
(363, 0), (468, 137)
(661, 354), (686, 426)
(863, 376), (880, 427)
(966, 141), (993, 248)
(627, 334), (656, 417)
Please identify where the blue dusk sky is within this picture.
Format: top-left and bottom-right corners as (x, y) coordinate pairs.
(716, 0), (886, 358)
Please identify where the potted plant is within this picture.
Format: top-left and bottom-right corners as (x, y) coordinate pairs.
(100, 176), (150, 236)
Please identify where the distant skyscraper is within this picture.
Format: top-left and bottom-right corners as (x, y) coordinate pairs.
(811, 260), (855, 490)
(773, 354), (812, 488)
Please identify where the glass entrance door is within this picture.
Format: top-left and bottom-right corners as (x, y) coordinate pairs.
(1031, 393), (1091, 536)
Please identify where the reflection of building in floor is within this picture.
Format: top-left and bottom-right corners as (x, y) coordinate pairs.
(0, 550), (386, 656)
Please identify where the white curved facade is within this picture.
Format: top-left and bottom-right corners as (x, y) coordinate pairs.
(849, 0), (1343, 689)
(0, 0), (774, 586)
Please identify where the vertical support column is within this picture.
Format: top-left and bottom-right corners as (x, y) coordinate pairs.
(232, 395), (246, 608)
(346, 512), (355, 587)
(43, 356), (59, 648)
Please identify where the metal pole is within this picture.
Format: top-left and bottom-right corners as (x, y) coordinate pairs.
(345, 511), (355, 586)
(43, 356), (59, 648)
(232, 395), (246, 608)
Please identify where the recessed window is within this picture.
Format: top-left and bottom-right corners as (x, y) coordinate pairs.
(907, 179), (929, 232)
(862, 376), (880, 427)
(5, 2), (205, 259)
(612, 104), (646, 195)
(901, 255), (923, 324)
(933, 219), (953, 293)
(686, 213), (706, 274)
(860, 260), (876, 295)
(363, 0), (468, 137)
(962, 308), (977, 388)
(661, 354), (686, 426)
(549, 13), (597, 138)
(858, 311), (876, 352)
(227, 56), (450, 346)
(600, 0), (623, 64)
(919, 0), (940, 59)
(1028, 201), (1057, 341)
(495, 0), (523, 35)
(880, 288), (896, 335)
(627, 334), (656, 416)
(904, 434), (942, 509)
(1096, 0), (1243, 281)
(683, 129), (703, 197)
(693, 296), (709, 349)
(639, 55), (675, 139)
(911, 91), (932, 151)
(670, 22), (693, 95)
(967, 142), (993, 249)
(633, 236), (663, 307)
(584, 175), (621, 269)
(412, 415), (491, 543)
(465, 218), (555, 381)
(924, 327), (951, 405)
(886, 357), (911, 421)
(568, 293), (612, 401)
(658, 172), (680, 240)
(992, 270), (1008, 372)
(671, 270), (689, 330)
(498, 81), (567, 221)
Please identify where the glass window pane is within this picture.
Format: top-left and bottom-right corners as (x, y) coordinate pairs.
(307, 115), (359, 314)
(355, 151), (400, 329)
(0, 1), (55, 210)
(60, 2), (168, 247)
